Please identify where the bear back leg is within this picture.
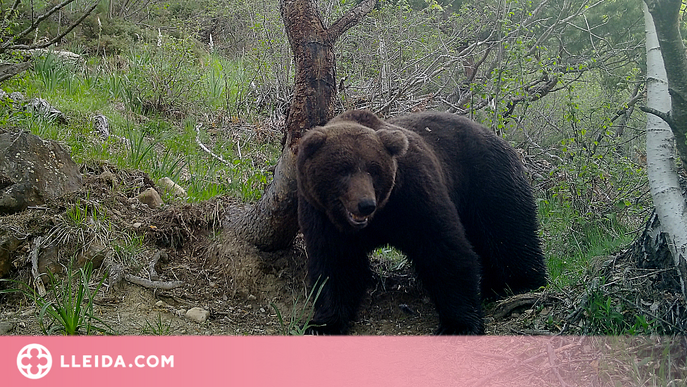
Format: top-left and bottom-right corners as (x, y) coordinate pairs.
(382, 195), (485, 334)
(459, 172), (547, 299)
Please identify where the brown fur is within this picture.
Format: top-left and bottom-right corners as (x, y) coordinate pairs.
(296, 110), (547, 334)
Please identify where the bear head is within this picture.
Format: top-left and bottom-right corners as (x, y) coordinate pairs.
(297, 120), (409, 232)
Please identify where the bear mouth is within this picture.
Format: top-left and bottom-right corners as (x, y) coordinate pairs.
(347, 212), (370, 228)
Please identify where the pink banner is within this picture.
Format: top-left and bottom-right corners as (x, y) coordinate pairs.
(1, 336), (684, 386)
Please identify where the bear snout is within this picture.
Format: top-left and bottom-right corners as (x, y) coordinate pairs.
(344, 197), (376, 229)
(341, 173), (378, 229)
(357, 198), (377, 216)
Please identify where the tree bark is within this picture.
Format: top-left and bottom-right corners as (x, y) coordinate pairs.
(641, 1), (687, 297)
(644, 0), (687, 166)
(228, 0), (377, 251)
(0, 62), (32, 83)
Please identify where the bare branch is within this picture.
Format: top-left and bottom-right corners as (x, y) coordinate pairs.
(118, 0), (155, 19)
(4, 1), (100, 52)
(327, 0), (377, 43)
(612, 85), (645, 123)
(640, 105), (675, 128)
(503, 74), (559, 118)
(124, 274), (184, 290)
(3, 0), (79, 50)
(195, 124), (233, 167)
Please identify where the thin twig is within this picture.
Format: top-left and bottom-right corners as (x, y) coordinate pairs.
(124, 274), (183, 290)
(194, 123), (232, 166)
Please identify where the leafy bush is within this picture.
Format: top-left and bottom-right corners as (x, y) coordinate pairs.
(124, 36), (202, 116)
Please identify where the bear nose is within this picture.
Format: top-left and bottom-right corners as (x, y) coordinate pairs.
(358, 199), (377, 216)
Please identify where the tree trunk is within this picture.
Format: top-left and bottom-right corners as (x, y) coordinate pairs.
(228, 0), (377, 251)
(640, 1), (687, 297)
(0, 62), (32, 83)
(644, 0), (687, 166)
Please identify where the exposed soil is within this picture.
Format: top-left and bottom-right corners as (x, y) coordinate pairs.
(0, 162), (685, 339)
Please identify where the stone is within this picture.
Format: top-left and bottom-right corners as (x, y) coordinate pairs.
(185, 307), (210, 324)
(0, 234), (21, 278)
(37, 245), (62, 275)
(157, 177), (186, 198)
(0, 321), (14, 334)
(0, 130), (82, 214)
(137, 188), (163, 208)
(93, 114), (110, 140)
(76, 242), (108, 269)
(8, 92), (24, 103)
(26, 98), (68, 125)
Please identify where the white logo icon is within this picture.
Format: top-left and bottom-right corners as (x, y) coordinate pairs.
(17, 343), (52, 379)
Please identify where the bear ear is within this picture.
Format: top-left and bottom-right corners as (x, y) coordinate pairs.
(299, 127), (327, 159)
(377, 129), (408, 157)
(329, 110), (386, 130)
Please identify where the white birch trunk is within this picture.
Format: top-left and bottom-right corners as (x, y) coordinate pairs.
(643, 1), (687, 297)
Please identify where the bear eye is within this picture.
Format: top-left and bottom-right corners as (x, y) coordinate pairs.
(367, 163), (384, 178)
(337, 162), (355, 175)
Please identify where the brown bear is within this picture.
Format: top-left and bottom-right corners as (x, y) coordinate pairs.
(296, 110), (547, 334)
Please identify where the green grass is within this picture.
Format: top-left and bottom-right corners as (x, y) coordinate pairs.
(111, 234), (146, 268)
(538, 198), (636, 289)
(0, 262), (115, 335)
(1, 44), (651, 336)
(202, 54), (254, 114)
(1, 50), (279, 203)
(141, 313), (174, 335)
(271, 277), (328, 335)
(64, 196), (108, 227)
(583, 287), (654, 335)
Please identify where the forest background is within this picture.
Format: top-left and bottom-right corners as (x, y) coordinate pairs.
(1, 0), (684, 339)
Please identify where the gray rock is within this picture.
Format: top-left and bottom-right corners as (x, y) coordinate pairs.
(38, 244), (62, 275)
(185, 307), (210, 324)
(26, 98), (68, 125)
(93, 114), (110, 140)
(8, 92), (24, 103)
(0, 234), (21, 278)
(137, 188), (163, 208)
(0, 130), (82, 215)
(157, 177), (186, 198)
(0, 321), (14, 334)
(76, 242), (109, 269)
